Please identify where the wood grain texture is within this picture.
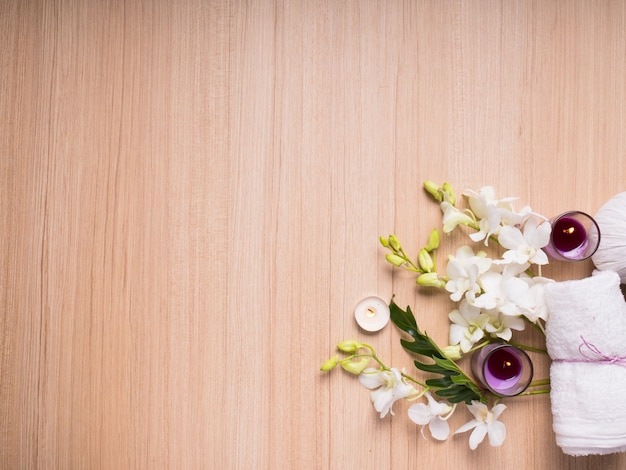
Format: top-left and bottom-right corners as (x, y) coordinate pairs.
(1, 1), (625, 468)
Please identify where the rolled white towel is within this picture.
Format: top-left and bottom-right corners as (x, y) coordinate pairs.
(545, 270), (626, 456)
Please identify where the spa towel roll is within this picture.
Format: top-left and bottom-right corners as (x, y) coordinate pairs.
(545, 270), (626, 456)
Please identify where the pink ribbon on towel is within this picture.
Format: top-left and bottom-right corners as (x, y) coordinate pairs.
(553, 336), (626, 366)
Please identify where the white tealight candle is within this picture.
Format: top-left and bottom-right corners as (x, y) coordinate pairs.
(354, 296), (390, 332)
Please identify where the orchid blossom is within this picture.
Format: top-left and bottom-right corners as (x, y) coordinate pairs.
(445, 246), (492, 303)
(358, 368), (417, 418)
(448, 300), (489, 353)
(470, 263), (529, 316)
(463, 187), (519, 244)
(497, 218), (551, 266)
(408, 392), (455, 441)
(441, 202), (474, 234)
(455, 401), (507, 449)
(512, 275), (554, 323)
(483, 310), (526, 341)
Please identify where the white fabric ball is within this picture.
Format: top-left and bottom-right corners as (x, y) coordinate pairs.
(592, 192), (626, 283)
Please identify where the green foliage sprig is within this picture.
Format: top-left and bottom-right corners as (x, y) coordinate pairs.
(389, 299), (484, 404)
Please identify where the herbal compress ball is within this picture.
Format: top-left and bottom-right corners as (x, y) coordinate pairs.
(591, 192), (626, 283)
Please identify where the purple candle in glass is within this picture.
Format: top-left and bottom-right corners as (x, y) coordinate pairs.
(471, 344), (533, 397)
(545, 211), (601, 261)
(552, 217), (587, 253)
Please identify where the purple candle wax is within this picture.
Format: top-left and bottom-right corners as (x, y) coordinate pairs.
(483, 347), (523, 393)
(551, 216), (587, 254)
(471, 344), (533, 396)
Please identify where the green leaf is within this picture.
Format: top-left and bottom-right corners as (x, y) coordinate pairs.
(389, 299), (484, 404)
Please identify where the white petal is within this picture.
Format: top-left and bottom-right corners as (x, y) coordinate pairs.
(372, 389), (393, 417)
(491, 403), (507, 419)
(487, 421), (506, 447)
(428, 396), (453, 416)
(494, 328), (512, 341)
(429, 418), (450, 441)
(407, 403), (432, 425)
(474, 256), (493, 274)
(502, 276), (528, 300)
(530, 220), (551, 248)
(448, 309), (468, 326)
(465, 401), (487, 419)
(479, 271), (502, 293)
(485, 205), (502, 237)
(469, 425), (488, 450)
(503, 262), (530, 277)
(456, 245), (476, 260)
(530, 249), (548, 265)
(358, 369), (382, 389)
(396, 381), (417, 400)
(446, 260), (466, 280)
(469, 231), (486, 242)
(459, 300), (482, 320)
(497, 225), (525, 250)
(449, 289), (464, 302)
(455, 419), (480, 434)
(459, 337), (474, 353)
(522, 217), (538, 240)
(449, 324), (466, 345)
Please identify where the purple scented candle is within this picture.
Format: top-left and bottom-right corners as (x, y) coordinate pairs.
(544, 211), (601, 261)
(471, 344), (533, 397)
(552, 217), (587, 253)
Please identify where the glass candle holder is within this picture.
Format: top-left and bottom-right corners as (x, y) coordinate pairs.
(471, 344), (533, 397)
(544, 211), (601, 261)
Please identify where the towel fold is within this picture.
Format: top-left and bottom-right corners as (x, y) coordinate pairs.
(545, 269), (626, 456)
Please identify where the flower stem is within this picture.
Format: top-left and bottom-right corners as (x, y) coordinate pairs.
(529, 378), (550, 388)
(507, 341), (547, 355)
(401, 373), (428, 389)
(521, 388), (550, 396)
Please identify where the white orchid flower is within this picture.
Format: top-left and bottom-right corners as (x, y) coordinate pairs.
(506, 204), (548, 226)
(469, 203), (502, 245)
(440, 202), (474, 233)
(470, 263), (528, 316)
(464, 187), (517, 218)
(455, 401), (507, 450)
(512, 276), (554, 323)
(483, 309), (526, 341)
(358, 368), (417, 418)
(448, 300), (489, 353)
(408, 392), (456, 441)
(464, 187), (520, 244)
(497, 218), (551, 266)
(445, 246), (492, 303)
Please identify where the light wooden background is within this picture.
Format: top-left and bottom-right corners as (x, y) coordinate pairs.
(2, 0), (626, 468)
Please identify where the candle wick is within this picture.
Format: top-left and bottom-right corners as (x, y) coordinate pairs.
(366, 307), (377, 317)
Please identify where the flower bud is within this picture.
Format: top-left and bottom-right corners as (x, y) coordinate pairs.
(423, 181), (443, 202)
(416, 272), (446, 288)
(442, 345), (462, 361)
(379, 236), (389, 248)
(386, 253), (405, 267)
(337, 340), (363, 353)
(424, 228), (440, 252)
(320, 355), (340, 371)
(442, 182), (456, 205)
(340, 357), (370, 375)
(388, 234), (401, 252)
(418, 248), (434, 273)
